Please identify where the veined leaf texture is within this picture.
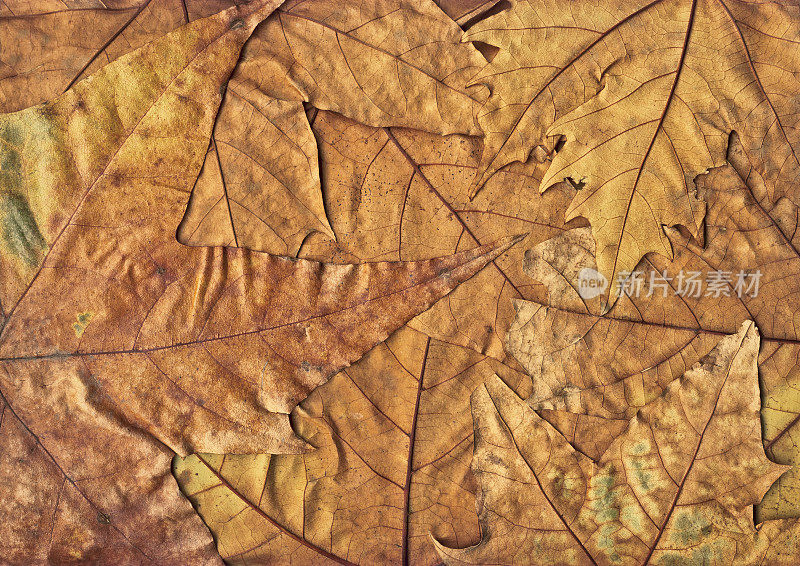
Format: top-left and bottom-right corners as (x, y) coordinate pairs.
(2, 0), (800, 564)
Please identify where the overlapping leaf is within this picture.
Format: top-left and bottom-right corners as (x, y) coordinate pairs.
(0, 386), (223, 564)
(1, 0), (496, 257)
(437, 324), (800, 565)
(0, 2), (281, 561)
(178, 0), (491, 254)
(0, 2), (520, 561)
(175, 93), (800, 566)
(505, 140), (800, 520)
(465, 0), (800, 298)
(0, 0), (243, 114)
(171, 109), (586, 564)
(176, 327), (532, 565)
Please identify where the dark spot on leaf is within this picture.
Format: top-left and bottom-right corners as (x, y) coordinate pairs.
(566, 177), (585, 191)
(97, 512), (111, 525)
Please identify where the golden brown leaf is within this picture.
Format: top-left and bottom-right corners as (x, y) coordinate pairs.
(466, 0), (800, 298)
(298, 112), (585, 360)
(2, 0), (495, 257)
(0, 0), (522, 455)
(169, 109), (587, 565)
(437, 324), (799, 565)
(2, 0), (493, 259)
(176, 327), (532, 565)
(178, 0), (491, 254)
(0, 2), (282, 562)
(0, 3), (522, 562)
(0, 385), (223, 564)
(505, 140), (800, 520)
(0, 0), (246, 114)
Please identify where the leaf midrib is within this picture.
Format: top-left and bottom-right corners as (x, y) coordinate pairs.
(0, 248), (496, 361)
(278, 8), (484, 103)
(0, 17), (235, 351)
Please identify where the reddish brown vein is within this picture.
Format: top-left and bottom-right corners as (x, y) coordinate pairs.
(384, 127), (525, 299)
(609, 0), (699, 285)
(196, 455), (356, 565)
(401, 336), (430, 566)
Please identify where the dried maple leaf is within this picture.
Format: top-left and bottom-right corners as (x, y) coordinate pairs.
(437, 324), (800, 565)
(175, 327), (531, 565)
(178, 0), (491, 255)
(505, 138), (800, 521)
(465, 0), (800, 298)
(170, 110), (582, 565)
(0, 1), (519, 560)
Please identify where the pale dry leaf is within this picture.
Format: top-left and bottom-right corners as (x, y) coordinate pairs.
(438, 323), (800, 566)
(465, 0), (800, 298)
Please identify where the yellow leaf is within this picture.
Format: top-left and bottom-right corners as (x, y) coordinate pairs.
(467, 0), (800, 298)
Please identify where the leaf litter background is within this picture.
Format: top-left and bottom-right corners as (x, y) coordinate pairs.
(2, 0), (800, 564)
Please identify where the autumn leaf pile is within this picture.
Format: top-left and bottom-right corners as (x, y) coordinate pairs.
(2, 0), (800, 564)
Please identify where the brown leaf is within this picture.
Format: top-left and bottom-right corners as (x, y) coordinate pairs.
(437, 323), (799, 565)
(465, 0), (800, 298)
(298, 111), (585, 361)
(0, 3), (519, 561)
(178, 0), (491, 255)
(437, 0), (504, 27)
(176, 327), (531, 565)
(168, 109), (564, 564)
(505, 138), (800, 520)
(3, 0), (493, 258)
(0, 0), (523, 455)
(0, 0), (243, 114)
(0, 383), (223, 564)
(0, 2), (282, 562)
(170, 111), (583, 565)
